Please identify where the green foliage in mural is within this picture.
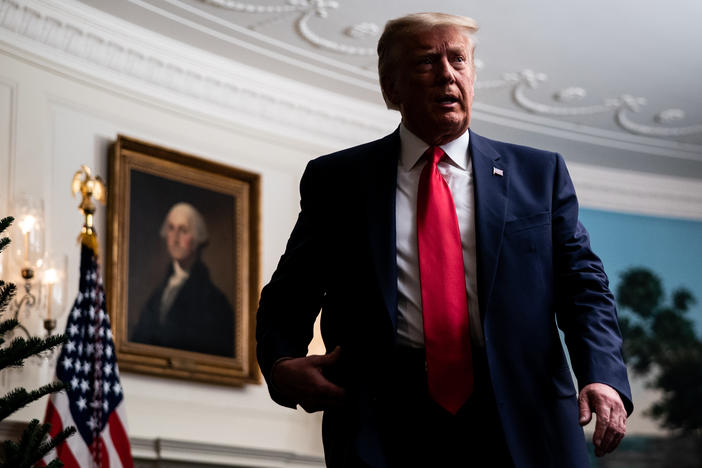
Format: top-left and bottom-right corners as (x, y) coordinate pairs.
(617, 267), (702, 433)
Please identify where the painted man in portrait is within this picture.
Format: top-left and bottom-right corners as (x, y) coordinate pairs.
(131, 202), (235, 357)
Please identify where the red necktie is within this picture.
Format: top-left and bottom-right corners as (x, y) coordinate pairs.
(417, 146), (473, 415)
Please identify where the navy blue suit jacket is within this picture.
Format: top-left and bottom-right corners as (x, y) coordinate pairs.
(257, 129), (633, 468)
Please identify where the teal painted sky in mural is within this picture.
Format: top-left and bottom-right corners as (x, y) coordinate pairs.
(580, 208), (702, 335)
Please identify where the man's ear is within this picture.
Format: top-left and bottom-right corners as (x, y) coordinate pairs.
(381, 76), (400, 107)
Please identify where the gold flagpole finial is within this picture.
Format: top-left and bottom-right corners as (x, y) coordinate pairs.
(71, 165), (107, 255)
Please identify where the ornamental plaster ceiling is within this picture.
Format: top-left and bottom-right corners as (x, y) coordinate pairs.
(74, 0), (702, 142)
(11, 0), (691, 184)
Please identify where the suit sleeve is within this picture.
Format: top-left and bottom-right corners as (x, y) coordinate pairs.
(256, 159), (328, 408)
(551, 153), (633, 415)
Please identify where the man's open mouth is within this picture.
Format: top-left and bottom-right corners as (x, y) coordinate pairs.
(436, 95), (459, 104)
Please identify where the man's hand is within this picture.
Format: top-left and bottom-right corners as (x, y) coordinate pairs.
(578, 383), (627, 457)
(271, 346), (346, 413)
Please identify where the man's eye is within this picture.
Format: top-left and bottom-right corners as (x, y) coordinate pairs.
(454, 56), (465, 63)
(420, 57), (433, 65)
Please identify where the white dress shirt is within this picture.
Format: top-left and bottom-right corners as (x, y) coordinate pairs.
(395, 124), (484, 348)
(159, 260), (189, 323)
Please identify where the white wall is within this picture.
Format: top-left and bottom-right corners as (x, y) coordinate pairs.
(0, 45), (334, 467)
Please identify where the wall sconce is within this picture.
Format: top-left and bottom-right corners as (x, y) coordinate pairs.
(39, 255), (68, 336)
(7, 195), (67, 338)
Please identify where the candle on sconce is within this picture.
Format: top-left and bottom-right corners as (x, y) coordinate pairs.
(44, 267), (58, 320)
(19, 215), (36, 263)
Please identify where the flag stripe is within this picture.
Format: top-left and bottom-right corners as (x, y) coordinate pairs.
(109, 403), (134, 468)
(41, 398), (82, 468)
(102, 434), (119, 468)
(98, 434), (111, 468)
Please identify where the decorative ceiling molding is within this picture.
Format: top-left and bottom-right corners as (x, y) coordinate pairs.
(191, 0), (702, 141)
(2, 0), (701, 220)
(200, 0), (377, 55)
(0, 0), (394, 148)
(3, 0), (702, 159)
(476, 69), (702, 138)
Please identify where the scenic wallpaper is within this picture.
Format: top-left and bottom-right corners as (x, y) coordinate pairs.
(579, 208), (702, 467)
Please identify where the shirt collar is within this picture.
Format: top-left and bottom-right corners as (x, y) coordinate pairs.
(171, 260), (190, 279)
(398, 123), (470, 171)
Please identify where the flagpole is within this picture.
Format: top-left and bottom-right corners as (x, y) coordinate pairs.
(40, 165), (133, 468)
(71, 165), (106, 256)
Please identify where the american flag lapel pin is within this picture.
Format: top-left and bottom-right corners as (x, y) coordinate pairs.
(493, 167), (504, 177)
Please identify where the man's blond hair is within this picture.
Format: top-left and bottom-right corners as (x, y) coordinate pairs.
(377, 12), (479, 110)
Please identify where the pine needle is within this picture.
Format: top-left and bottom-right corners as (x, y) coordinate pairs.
(0, 282), (16, 314)
(0, 334), (67, 370)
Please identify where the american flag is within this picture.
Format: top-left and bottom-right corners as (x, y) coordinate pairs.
(40, 244), (133, 468)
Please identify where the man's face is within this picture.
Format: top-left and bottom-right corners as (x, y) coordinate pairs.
(165, 208), (197, 266)
(384, 26), (475, 145)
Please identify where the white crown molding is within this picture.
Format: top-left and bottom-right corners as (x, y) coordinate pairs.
(0, 0), (396, 149)
(506, 70), (702, 138)
(137, 0), (378, 82)
(189, 0), (702, 142)
(198, 0), (377, 56)
(568, 161), (702, 221)
(1, 0), (701, 221)
(3, 0), (701, 158)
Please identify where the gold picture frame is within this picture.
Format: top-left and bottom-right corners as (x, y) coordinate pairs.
(106, 135), (260, 386)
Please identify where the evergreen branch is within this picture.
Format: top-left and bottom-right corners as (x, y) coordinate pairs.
(0, 216), (12, 256)
(0, 282), (17, 315)
(0, 418), (75, 468)
(0, 216), (13, 233)
(23, 419), (46, 466)
(34, 425), (76, 467)
(0, 237), (9, 254)
(0, 334), (67, 370)
(0, 318), (20, 336)
(0, 382), (67, 420)
(0, 419), (75, 468)
(43, 460), (64, 468)
(0, 418), (40, 468)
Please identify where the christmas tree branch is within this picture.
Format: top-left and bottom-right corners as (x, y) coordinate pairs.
(0, 334), (67, 370)
(35, 425), (77, 466)
(0, 318), (20, 337)
(0, 281), (16, 315)
(0, 418), (76, 468)
(0, 381), (67, 420)
(0, 216), (13, 233)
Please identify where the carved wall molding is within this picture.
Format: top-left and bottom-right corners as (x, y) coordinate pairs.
(194, 1), (702, 141)
(568, 160), (702, 220)
(0, 0), (393, 148)
(480, 69), (702, 138)
(132, 436), (325, 467)
(0, 421), (326, 467)
(0, 77), (17, 210)
(201, 0), (377, 55)
(2, 0), (701, 173)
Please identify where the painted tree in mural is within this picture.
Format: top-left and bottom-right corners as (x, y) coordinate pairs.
(617, 267), (702, 433)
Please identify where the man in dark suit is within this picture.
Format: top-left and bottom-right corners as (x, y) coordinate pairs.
(257, 12), (632, 468)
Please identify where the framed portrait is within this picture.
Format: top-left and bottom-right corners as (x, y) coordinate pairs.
(106, 135), (260, 386)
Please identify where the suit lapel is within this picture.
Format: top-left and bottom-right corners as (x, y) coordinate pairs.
(365, 130), (400, 330)
(470, 130), (509, 319)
